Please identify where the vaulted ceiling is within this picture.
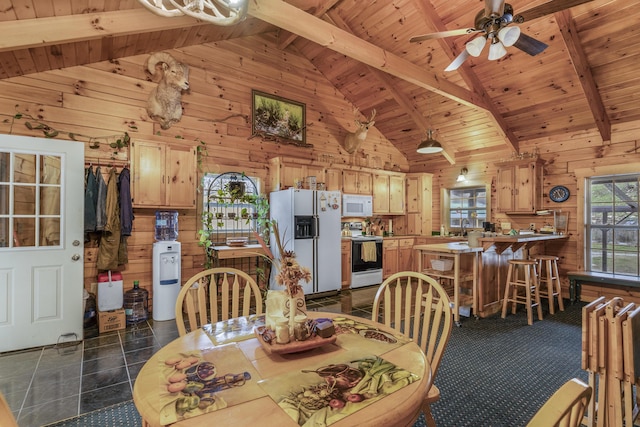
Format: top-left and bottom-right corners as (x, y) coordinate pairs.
(1, 0), (638, 166)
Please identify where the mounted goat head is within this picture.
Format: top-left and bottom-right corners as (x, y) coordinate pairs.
(145, 52), (190, 130)
(343, 109), (376, 154)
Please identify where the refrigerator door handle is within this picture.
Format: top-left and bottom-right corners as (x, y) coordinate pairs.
(314, 215), (320, 239)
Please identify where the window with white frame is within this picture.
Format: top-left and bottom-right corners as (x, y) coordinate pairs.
(444, 186), (487, 232)
(586, 174), (640, 276)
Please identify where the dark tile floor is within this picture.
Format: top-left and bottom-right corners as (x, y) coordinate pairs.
(0, 286), (379, 427)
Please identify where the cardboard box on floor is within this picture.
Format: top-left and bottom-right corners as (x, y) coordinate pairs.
(98, 308), (125, 333)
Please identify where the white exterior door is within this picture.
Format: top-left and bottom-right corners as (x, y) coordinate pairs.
(0, 135), (84, 352)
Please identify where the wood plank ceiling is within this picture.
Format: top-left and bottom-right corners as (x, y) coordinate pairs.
(0, 0), (638, 166)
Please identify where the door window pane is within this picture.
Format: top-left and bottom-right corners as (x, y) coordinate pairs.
(14, 217), (36, 247)
(0, 152), (62, 249)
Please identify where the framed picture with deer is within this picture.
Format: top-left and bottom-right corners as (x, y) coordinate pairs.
(251, 90), (306, 144)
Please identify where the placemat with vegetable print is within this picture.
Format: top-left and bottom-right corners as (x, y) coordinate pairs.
(257, 350), (419, 427)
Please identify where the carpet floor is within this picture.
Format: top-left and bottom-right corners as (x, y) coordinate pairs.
(44, 301), (585, 427)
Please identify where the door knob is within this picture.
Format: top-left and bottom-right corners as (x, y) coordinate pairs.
(71, 254), (81, 261)
(73, 240), (81, 246)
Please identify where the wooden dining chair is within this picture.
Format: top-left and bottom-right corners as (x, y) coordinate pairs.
(0, 392), (18, 427)
(372, 271), (453, 427)
(175, 267), (264, 336)
(526, 378), (592, 427)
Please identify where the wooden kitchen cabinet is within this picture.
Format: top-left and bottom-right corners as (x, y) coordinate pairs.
(325, 168), (343, 191)
(382, 237), (415, 278)
(341, 239), (351, 288)
(342, 170), (372, 195)
(131, 140), (197, 208)
(404, 173), (433, 235)
(373, 172), (405, 214)
(269, 157), (326, 191)
(495, 159), (543, 214)
(398, 238), (415, 271)
(382, 238), (398, 279)
(373, 174), (389, 213)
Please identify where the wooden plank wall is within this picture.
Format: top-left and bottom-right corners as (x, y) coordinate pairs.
(0, 34), (407, 305)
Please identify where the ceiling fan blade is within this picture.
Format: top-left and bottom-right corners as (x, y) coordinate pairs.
(513, 33), (548, 56)
(410, 28), (482, 43)
(514, 0), (594, 23)
(485, 0), (505, 17)
(445, 50), (471, 72)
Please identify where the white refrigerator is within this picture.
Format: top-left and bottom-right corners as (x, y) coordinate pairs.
(269, 188), (342, 295)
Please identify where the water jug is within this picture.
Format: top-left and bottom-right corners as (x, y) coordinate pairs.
(124, 281), (149, 325)
(155, 210), (178, 241)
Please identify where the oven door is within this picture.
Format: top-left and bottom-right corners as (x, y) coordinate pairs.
(351, 239), (383, 272)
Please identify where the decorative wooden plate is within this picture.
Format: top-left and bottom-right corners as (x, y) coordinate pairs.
(254, 327), (337, 354)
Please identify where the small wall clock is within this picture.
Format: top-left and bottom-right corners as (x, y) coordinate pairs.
(549, 185), (570, 203)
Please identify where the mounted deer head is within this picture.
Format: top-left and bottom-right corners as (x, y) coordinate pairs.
(343, 109), (376, 154)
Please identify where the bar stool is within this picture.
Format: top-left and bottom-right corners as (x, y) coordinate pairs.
(501, 259), (543, 325)
(534, 255), (565, 315)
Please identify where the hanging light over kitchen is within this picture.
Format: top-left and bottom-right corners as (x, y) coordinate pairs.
(417, 129), (443, 154)
(457, 167), (468, 182)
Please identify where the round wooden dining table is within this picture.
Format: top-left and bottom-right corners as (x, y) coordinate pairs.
(133, 312), (432, 427)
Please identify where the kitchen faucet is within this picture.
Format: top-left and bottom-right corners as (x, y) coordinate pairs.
(461, 218), (471, 236)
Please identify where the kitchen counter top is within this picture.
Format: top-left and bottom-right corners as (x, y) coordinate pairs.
(413, 242), (484, 254)
(479, 234), (568, 254)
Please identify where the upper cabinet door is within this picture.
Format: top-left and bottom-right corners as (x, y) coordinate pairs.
(131, 140), (165, 207)
(132, 140), (197, 208)
(166, 144), (197, 208)
(495, 159), (542, 214)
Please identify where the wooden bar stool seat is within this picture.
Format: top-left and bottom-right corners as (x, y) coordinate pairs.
(534, 255), (565, 315)
(501, 259), (543, 325)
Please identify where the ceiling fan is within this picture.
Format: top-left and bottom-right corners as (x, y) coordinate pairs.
(409, 0), (594, 71)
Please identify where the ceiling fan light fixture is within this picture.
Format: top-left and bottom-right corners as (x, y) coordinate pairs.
(417, 129), (443, 154)
(466, 36), (487, 57)
(498, 26), (521, 47)
(488, 40), (507, 60)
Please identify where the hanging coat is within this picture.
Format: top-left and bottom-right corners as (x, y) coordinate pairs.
(95, 166), (108, 231)
(96, 168), (121, 271)
(117, 167), (133, 265)
(118, 167), (134, 236)
(84, 166), (97, 234)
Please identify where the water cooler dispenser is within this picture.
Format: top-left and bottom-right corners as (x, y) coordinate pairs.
(152, 211), (181, 321)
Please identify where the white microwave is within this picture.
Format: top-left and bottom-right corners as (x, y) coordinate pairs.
(342, 194), (373, 217)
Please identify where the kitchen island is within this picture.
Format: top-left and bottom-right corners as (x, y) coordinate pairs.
(414, 242), (483, 326)
(476, 234), (569, 317)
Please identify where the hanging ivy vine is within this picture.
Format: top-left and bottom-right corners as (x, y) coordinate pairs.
(4, 107), (133, 157)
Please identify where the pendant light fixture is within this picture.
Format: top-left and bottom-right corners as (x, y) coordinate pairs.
(457, 167), (468, 182)
(417, 129), (443, 154)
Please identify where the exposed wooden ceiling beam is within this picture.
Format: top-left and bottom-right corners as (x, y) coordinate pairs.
(411, 0), (520, 154)
(0, 9), (200, 53)
(248, 0), (488, 112)
(555, 9), (611, 143)
(325, 9), (456, 164)
(277, 0), (341, 50)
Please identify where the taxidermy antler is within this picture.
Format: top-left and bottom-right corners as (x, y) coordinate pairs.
(343, 108), (376, 154)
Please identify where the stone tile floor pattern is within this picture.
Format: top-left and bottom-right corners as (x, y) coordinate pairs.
(0, 286), (379, 426)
